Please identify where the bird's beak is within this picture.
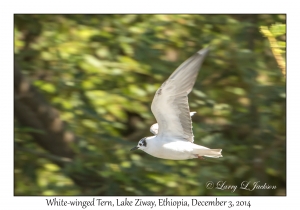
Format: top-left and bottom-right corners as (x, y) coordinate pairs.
(130, 146), (139, 151)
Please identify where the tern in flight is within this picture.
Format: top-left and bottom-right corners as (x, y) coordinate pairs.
(131, 48), (222, 160)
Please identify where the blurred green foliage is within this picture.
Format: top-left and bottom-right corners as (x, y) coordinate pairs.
(14, 14), (286, 195)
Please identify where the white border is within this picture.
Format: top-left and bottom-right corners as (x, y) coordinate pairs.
(2, 1), (296, 209)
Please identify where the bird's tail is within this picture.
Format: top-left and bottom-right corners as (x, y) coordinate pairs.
(195, 149), (222, 158)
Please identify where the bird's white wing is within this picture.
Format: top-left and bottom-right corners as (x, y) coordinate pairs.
(150, 112), (196, 135)
(151, 48), (209, 142)
(150, 123), (159, 135)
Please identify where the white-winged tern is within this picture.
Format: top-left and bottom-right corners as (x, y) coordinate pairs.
(130, 48), (222, 160)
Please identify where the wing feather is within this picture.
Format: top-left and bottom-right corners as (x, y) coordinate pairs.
(151, 48), (209, 142)
(150, 112), (196, 135)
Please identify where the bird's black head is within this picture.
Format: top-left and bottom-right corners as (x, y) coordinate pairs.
(130, 137), (147, 151)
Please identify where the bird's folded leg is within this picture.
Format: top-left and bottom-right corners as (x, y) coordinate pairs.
(197, 155), (205, 160)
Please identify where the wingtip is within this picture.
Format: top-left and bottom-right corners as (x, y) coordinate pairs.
(197, 47), (210, 56)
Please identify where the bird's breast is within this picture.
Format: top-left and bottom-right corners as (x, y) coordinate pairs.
(145, 140), (196, 160)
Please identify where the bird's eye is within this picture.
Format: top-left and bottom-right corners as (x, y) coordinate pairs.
(139, 143), (142, 146)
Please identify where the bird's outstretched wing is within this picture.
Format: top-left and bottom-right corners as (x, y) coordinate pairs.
(151, 48), (209, 142)
(150, 112), (196, 135)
